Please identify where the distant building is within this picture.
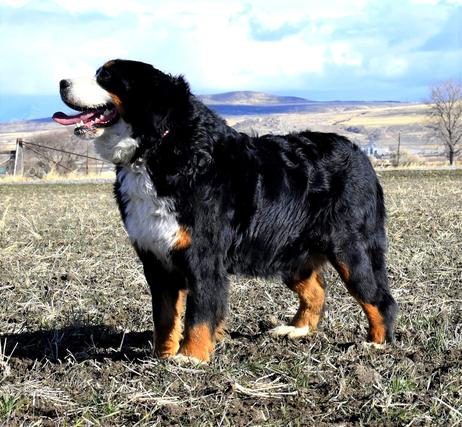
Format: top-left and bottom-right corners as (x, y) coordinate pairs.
(362, 141), (387, 158)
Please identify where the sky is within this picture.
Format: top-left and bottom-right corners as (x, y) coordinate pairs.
(0, 0), (461, 120)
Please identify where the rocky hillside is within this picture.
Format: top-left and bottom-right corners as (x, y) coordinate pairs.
(198, 91), (310, 105)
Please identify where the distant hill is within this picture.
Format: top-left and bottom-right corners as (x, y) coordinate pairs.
(0, 92), (402, 122)
(1, 101), (437, 162)
(198, 91), (311, 105)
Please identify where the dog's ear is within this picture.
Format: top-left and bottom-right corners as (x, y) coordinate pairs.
(163, 75), (191, 120)
(174, 75), (190, 94)
(145, 72), (190, 108)
(140, 73), (191, 137)
(169, 75), (190, 106)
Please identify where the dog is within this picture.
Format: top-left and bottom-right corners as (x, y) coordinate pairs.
(53, 59), (398, 363)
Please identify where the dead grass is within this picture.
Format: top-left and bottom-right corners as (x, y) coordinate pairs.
(0, 170), (461, 425)
(343, 114), (427, 127)
(0, 169), (115, 184)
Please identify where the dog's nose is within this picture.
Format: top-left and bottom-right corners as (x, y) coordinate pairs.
(60, 79), (71, 91)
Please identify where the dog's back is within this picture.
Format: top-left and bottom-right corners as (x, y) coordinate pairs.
(199, 131), (384, 277)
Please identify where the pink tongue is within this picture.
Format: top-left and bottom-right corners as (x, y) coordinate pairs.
(52, 111), (96, 126)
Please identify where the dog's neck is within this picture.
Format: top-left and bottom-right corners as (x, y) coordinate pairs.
(93, 118), (173, 170)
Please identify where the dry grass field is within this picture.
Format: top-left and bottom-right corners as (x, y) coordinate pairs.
(0, 170), (461, 426)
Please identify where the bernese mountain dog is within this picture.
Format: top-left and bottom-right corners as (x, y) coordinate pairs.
(53, 59), (398, 363)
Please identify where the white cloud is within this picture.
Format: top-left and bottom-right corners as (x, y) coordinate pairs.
(410, 0), (462, 4)
(411, 0), (441, 4)
(0, 0), (460, 101)
(52, 0), (151, 17)
(368, 56), (409, 79)
(329, 42), (363, 66)
(1, 0), (30, 6)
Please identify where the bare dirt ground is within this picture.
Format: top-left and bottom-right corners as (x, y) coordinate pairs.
(0, 170), (461, 426)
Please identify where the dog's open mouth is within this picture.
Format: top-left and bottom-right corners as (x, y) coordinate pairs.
(52, 105), (119, 136)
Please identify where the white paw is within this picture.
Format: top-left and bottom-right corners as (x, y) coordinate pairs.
(269, 325), (296, 336)
(362, 342), (386, 350)
(169, 354), (208, 366)
(287, 326), (311, 339)
(269, 325), (311, 339)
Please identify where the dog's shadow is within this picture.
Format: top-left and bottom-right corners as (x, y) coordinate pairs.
(1, 325), (153, 363)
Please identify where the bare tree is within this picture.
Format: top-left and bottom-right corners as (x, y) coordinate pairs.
(428, 80), (462, 165)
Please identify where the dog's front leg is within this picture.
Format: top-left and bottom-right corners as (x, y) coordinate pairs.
(139, 253), (187, 358)
(177, 256), (229, 363)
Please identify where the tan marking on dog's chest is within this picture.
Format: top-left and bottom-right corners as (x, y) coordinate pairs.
(173, 227), (192, 250)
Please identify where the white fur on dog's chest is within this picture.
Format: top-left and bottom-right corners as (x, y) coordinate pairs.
(117, 166), (179, 264)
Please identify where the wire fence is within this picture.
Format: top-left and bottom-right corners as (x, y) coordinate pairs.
(20, 140), (110, 163)
(1, 138), (112, 177)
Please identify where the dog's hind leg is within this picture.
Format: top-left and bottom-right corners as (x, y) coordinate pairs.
(270, 268), (326, 339)
(330, 239), (398, 344)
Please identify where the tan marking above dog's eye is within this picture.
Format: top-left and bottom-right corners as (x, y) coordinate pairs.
(104, 60), (116, 69)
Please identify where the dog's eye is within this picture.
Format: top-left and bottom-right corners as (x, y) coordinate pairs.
(96, 67), (111, 81)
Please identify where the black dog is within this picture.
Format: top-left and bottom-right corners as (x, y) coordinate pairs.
(53, 59), (398, 363)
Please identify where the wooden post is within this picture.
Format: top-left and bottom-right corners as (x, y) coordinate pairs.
(13, 142), (18, 176)
(13, 138), (24, 176)
(396, 132), (401, 167)
(86, 144), (89, 175)
(19, 139), (24, 176)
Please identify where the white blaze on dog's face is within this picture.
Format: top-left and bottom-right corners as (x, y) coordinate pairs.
(61, 78), (113, 112)
(53, 69), (138, 166)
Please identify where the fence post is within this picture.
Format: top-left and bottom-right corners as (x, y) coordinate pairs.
(86, 144), (89, 175)
(13, 138), (24, 176)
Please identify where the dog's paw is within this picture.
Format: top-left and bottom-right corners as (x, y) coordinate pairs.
(169, 354), (208, 366)
(287, 325), (311, 339)
(269, 325), (311, 339)
(269, 325), (296, 337)
(361, 341), (386, 350)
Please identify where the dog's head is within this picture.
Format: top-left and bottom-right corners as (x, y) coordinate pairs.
(53, 59), (189, 165)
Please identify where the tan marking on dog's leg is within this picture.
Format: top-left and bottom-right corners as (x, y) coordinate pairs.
(361, 302), (386, 344)
(288, 271), (325, 331)
(333, 257), (390, 344)
(178, 323), (214, 362)
(155, 290), (186, 359)
(271, 271), (325, 339)
(335, 261), (351, 283)
(173, 227), (192, 250)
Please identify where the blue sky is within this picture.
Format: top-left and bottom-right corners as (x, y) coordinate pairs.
(0, 0), (461, 120)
